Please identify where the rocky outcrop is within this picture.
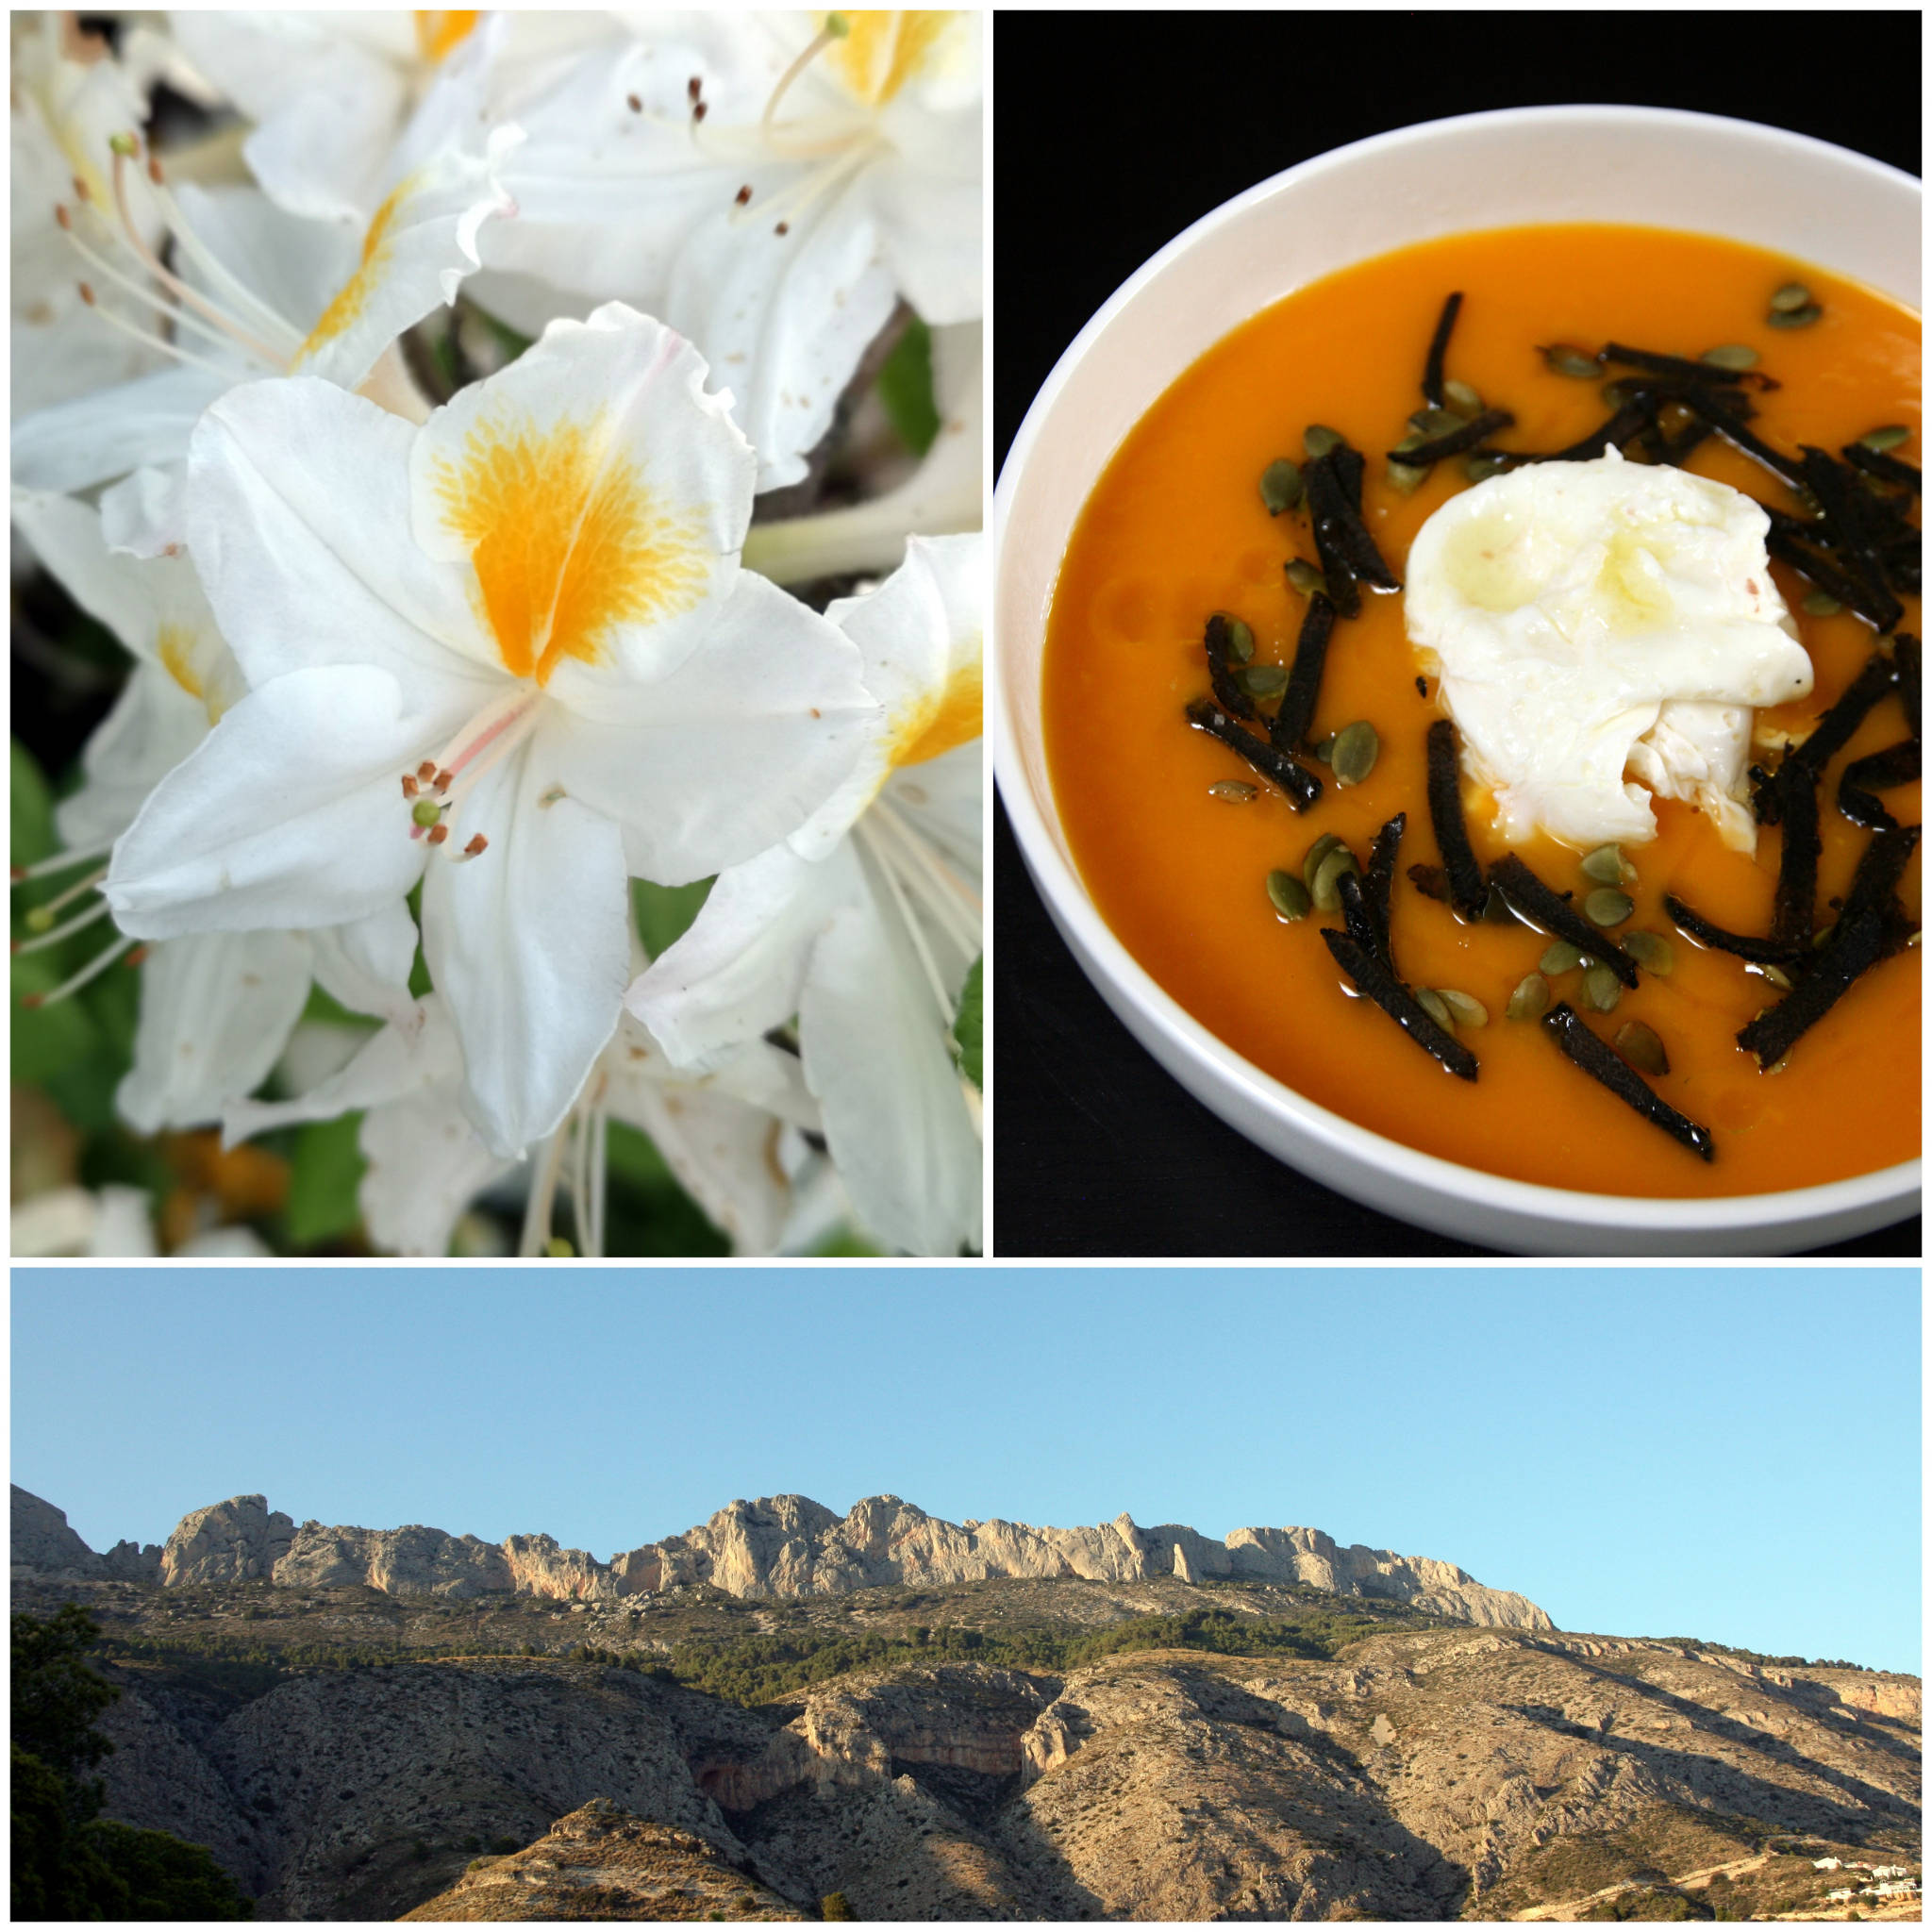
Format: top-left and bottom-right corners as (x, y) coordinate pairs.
(22, 1482), (1549, 1627)
(12, 1483), (105, 1576)
(160, 1493), (295, 1586)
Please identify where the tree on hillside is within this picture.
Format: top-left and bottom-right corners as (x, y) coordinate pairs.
(10, 1607), (253, 1921)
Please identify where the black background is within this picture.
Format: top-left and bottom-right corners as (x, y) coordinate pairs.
(992, 10), (1924, 1257)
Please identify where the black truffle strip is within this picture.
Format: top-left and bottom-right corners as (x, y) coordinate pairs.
(1599, 341), (1758, 388)
(1542, 1003), (1715, 1161)
(1362, 812), (1407, 958)
(1271, 591), (1336, 751)
(1203, 612), (1257, 721)
(1661, 894), (1804, 965)
(1799, 447), (1905, 634)
(1331, 441), (1367, 512)
(1790, 652), (1898, 776)
(1737, 825), (1921, 1068)
(1839, 741), (1921, 831)
(1406, 862), (1450, 904)
(1302, 463), (1359, 617)
(1895, 635), (1921, 739)
(1424, 719), (1488, 922)
(1680, 391), (1807, 489)
(1842, 441), (1922, 494)
(1335, 868), (1382, 958)
(1421, 291), (1462, 408)
(1321, 926), (1478, 1081)
(1502, 400), (1654, 467)
(1306, 451), (1399, 599)
(1767, 529), (1902, 632)
(1883, 533), (1922, 597)
(1769, 757), (1821, 951)
(1490, 853), (1640, 986)
(1389, 408), (1516, 467)
(1185, 699), (1322, 810)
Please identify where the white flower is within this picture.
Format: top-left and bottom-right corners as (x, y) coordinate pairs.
(224, 993), (820, 1258)
(463, 9), (983, 491)
(10, 487), (418, 1133)
(103, 304), (876, 1157)
(628, 531), (981, 1255)
(11, 122), (517, 557)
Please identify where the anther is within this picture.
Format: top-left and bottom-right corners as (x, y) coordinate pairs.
(626, 92), (641, 112)
(426, 824), (450, 846)
(72, 175), (91, 203)
(78, 282), (96, 305)
(774, 222), (790, 237)
(735, 185), (752, 206)
(434, 769), (453, 792)
(463, 834), (488, 858)
(416, 760), (438, 781)
(125, 946), (148, 967)
(147, 156), (164, 185)
(693, 100), (708, 123)
(55, 204), (71, 229)
(687, 75), (702, 102)
(401, 774), (419, 799)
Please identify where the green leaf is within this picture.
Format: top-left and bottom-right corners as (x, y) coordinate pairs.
(951, 954), (982, 1090)
(877, 316), (940, 457)
(11, 738), (57, 869)
(285, 1112), (365, 1246)
(632, 877), (714, 958)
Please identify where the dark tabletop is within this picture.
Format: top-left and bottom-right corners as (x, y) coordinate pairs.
(991, 11), (1924, 1258)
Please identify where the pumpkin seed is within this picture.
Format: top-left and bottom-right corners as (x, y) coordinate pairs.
(1623, 930), (1674, 974)
(1388, 459), (1430, 496)
(1415, 987), (1453, 1029)
(1540, 941), (1585, 976)
(1580, 843), (1626, 886)
(1802, 590), (1843, 618)
(1408, 406), (1464, 438)
(1601, 377), (1641, 408)
(1756, 961), (1794, 991)
(1542, 343), (1600, 379)
(1767, 302), (1823, 330)
(1443, 378), (1484, 416)
(1311, 735), (1336, 765)
(1237, 663), (1289, 699)
(1302, 833), (1344, 893)
(1812, 922), (1836, 950)
(1700, 342), (1759, 371)
(1224, 616), (1255, 662)
(1437, 988), (1489, 1028)
(1331, 720), (1380, 788)
(1310, 843), (1361, 911)
(1304, 424), (1343, 459)
(1462, 452), (1509, 484)
(1260, 458), (1304, 514)
(1266, 869), (1312, 922)
(1769, 280), (1813, 313)
(1584, 888), (1633, 928)
(1582, 962), (1623, 1013)
(1285, 559), (1327, 599)
(1208, 780), (1257, 802)
(1506, 973), (1551, 1022)
(1613, 1020), (1670, 1076)
(1858, 424), (1911, 453)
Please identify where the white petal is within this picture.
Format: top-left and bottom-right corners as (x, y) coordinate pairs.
(421, 738), (631, 1157)
(408, 303), (756, 687)
(117, 928), (314, 1134)
(863, 122), (983, 325)
(104, 665), (435, 938)
(542, 571), (874, 881)
(89, 1185), (160, 1258)
(10, 488), (166, 659)
(883, 738), (983, 880)
(11, 365), (232, 496)
(360, 1087), (516, 1257)
(99, 465), (190, 559)
(625, 840), (862, 1073)
(186, 377), (503, 707)
(800, 859), (980, 1257)
(608, 1077), (792, 1257)
(54, 665), (210, 853)
(308, 901), (421, 1024)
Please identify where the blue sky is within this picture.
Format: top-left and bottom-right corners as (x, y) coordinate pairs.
(11, 1268), (1920, 1673)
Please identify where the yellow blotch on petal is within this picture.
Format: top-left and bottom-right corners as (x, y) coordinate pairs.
(414, 10), (480, 64)
(891, 649), (982, 768)
(297, 179), (411, 364)
(431, 412), (710, 686)
(825, 11), (954, 107)
(158, 624), (228, 725)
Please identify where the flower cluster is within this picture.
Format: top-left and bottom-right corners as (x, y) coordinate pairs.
(11, 10), (983, 1258)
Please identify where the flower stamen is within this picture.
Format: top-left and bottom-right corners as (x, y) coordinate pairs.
(19, 931), (140, 1008)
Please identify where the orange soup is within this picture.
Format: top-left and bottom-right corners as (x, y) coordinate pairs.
(1043, 225), (1921, 1198)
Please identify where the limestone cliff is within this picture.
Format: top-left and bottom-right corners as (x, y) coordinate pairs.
(10, 1485), (1551, 1628)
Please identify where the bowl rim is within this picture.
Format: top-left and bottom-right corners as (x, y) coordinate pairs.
(992, 102), (1924, 1239)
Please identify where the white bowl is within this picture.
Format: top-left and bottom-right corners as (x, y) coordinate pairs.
(993, 105), (1923, 1256)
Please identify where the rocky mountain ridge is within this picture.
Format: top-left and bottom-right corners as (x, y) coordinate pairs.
(10, 1485), (1553, 1628)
